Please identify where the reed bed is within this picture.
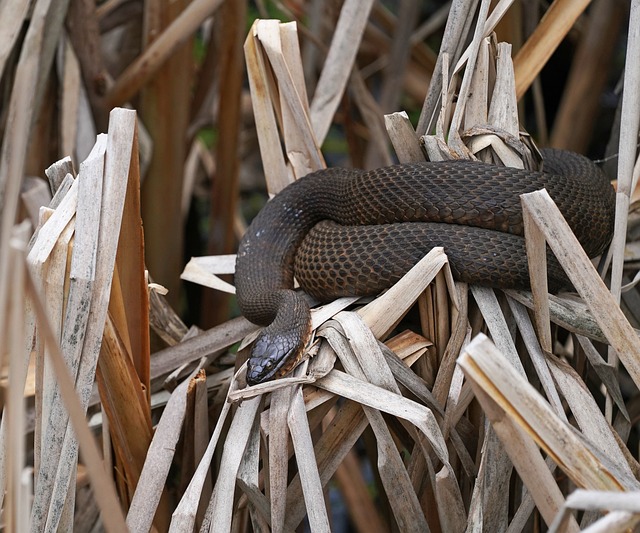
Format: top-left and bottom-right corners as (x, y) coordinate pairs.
(1, 0), (640, 532)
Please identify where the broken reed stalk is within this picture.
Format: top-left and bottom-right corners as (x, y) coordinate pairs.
(25, 265), (127, 533)
(607, 0), (640, 420)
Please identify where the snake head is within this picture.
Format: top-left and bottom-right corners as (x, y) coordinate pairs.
(246, 323), (310, 385)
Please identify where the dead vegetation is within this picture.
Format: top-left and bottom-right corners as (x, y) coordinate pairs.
(1, 0), (640, 532)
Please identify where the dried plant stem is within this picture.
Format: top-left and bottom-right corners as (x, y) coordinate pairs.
(0, 0), (30, 79)
(513, 0), (591, 99)
(522, 189), (640, 391)
(609, 0), (640, 301)
(606, 0), (640, 419)
(550, 0), (626, 152)
(25, 269), (127, 533)
(4, 223), (30, 532)
(309, 0), (375, 142)
(106, 0), (225, 107)
(66, 0), (110, 130)
(204, 0), (246, 326)
(0, 0), (54, 360)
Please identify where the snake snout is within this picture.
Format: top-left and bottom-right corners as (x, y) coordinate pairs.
(246, 330), (301, 385)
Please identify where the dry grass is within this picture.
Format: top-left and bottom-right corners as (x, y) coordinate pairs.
(1, 0), (640, 532)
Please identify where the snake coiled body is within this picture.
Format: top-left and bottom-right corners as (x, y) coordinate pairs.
(235, 149), (615, 384)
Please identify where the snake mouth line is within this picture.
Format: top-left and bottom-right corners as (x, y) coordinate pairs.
(275, 321), (312, 379)
(275, 344), (308, 379)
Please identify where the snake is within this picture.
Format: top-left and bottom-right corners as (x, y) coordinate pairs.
(235, 149), (615, 385)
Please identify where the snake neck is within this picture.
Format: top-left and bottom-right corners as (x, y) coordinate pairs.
(235, 169), (354, 322)
(236, 170), (355, 383)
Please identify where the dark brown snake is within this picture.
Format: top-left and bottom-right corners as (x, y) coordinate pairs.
(235, 149), (615, 385)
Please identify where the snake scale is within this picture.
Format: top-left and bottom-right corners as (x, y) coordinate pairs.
(235, 149), (616, 385)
